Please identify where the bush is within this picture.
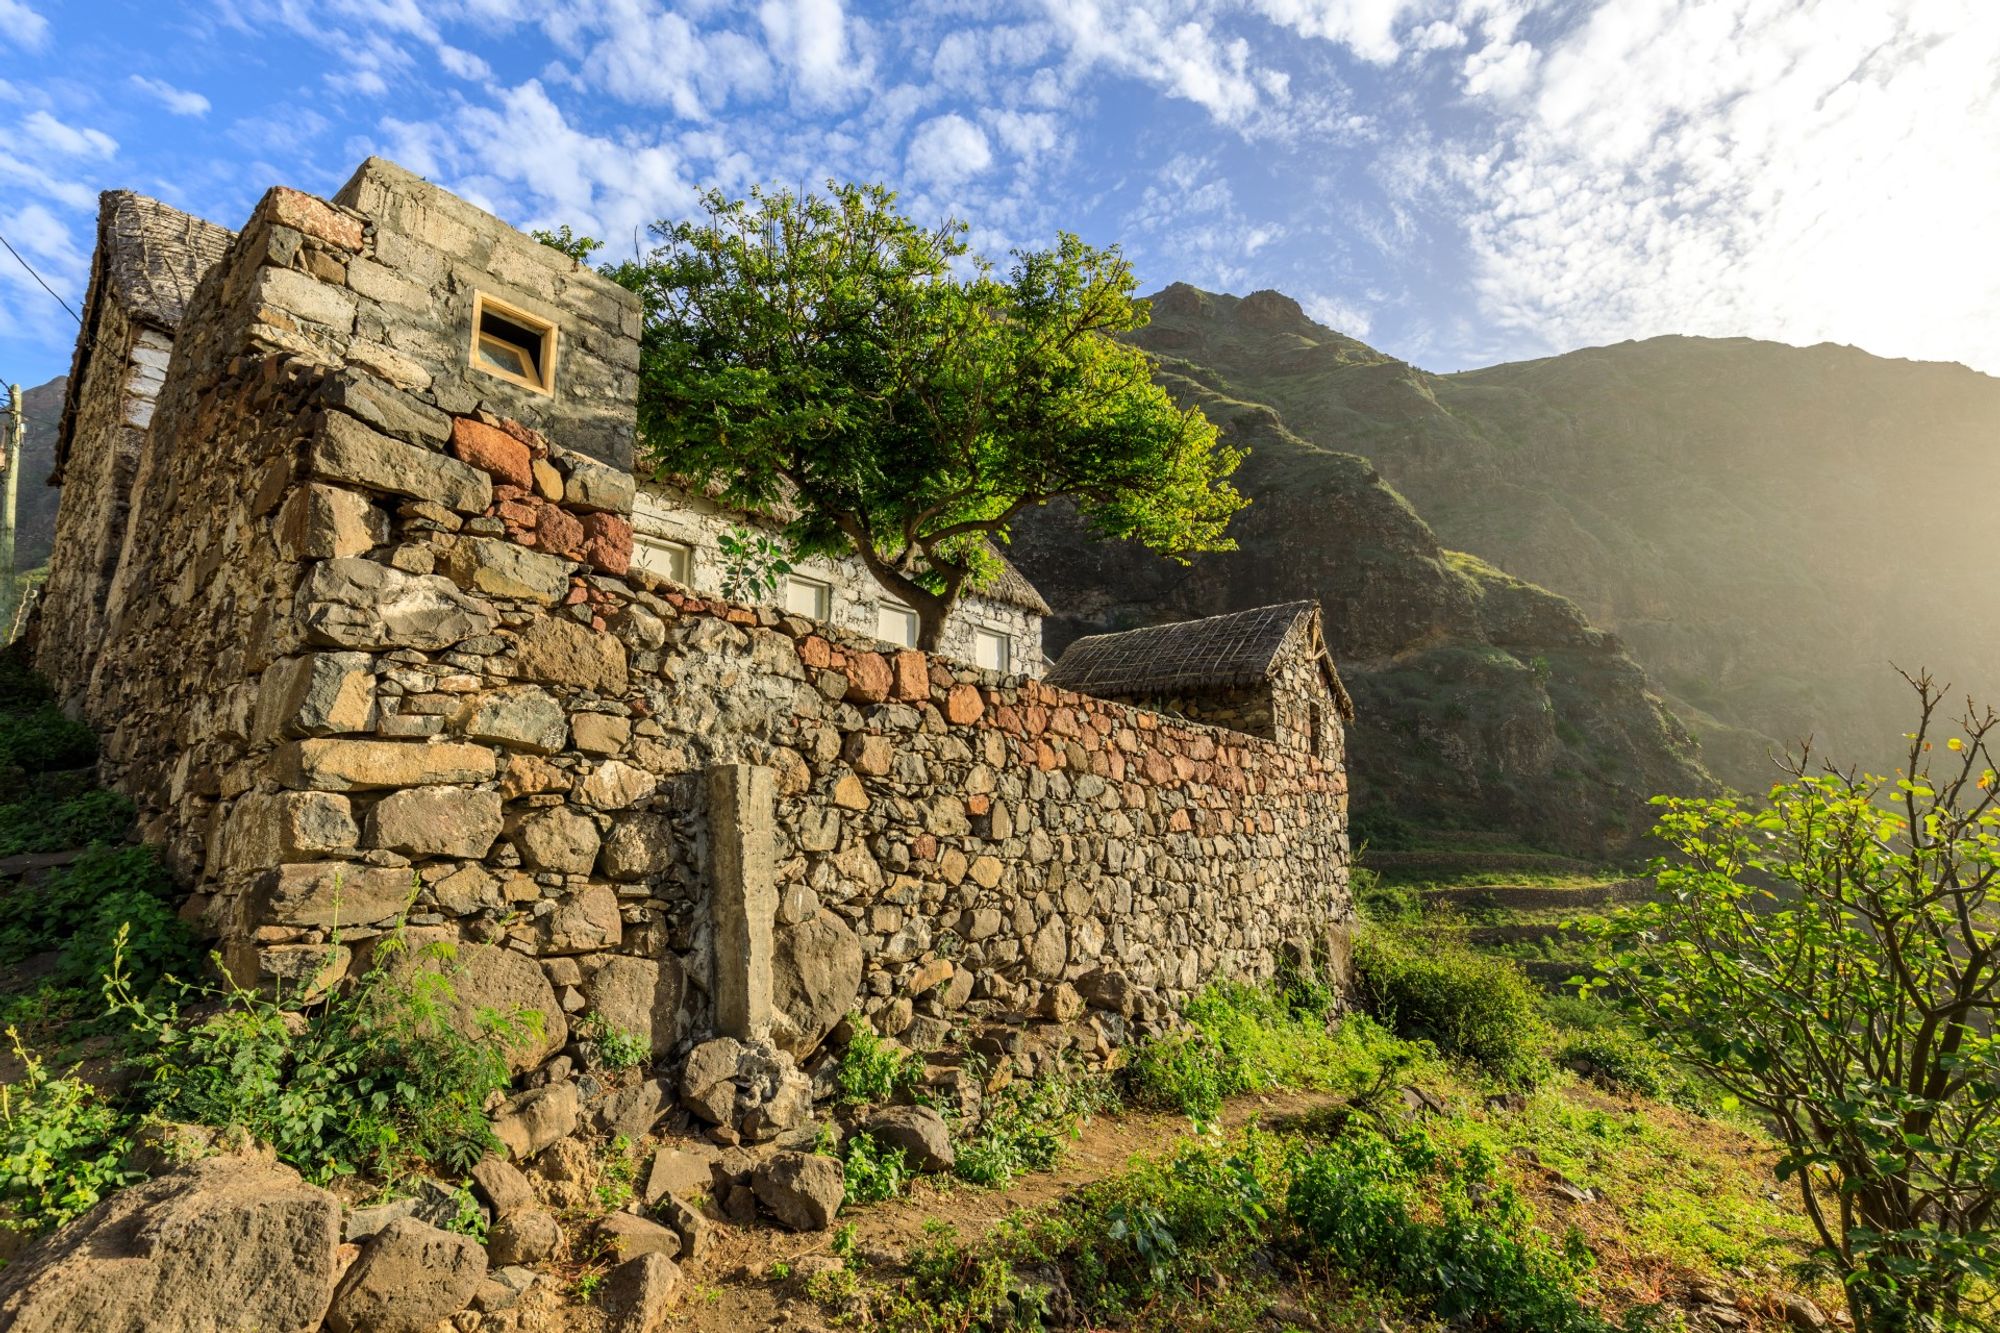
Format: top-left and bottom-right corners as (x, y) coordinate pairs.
(954, 1062), (1120, 1188)
(111, 929), (530, 1183)
(579, 1015), (648, 1071)
(0, 1028), (137, 1234)
(0, 789), (133, 857)
(1126, 981), (1419, 1121)
(1354, 927), (1550, 1086)
(840, 1133), (915, 1206)
(0, 845), (197, 997)
(834, 1017), (918, 1105)
(0, 705), (98, 775)
(1287, 1129), (1620, 1333)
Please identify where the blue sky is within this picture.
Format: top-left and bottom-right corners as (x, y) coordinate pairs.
(3, 0), (1997, 395)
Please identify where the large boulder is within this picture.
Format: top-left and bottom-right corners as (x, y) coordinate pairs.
(583, 954), (685, 1061)
(369, 930), (566, 1074)
(0, 1155), (339, 1333)
(751, 1152), (845, 1231)
(599, 1252), (680, 1333)
(325, 1217), (486, 1333)
(863, 1105), (955, 1173)
(491, 1081), (580, 1160)
(769, 909), (863, 1058)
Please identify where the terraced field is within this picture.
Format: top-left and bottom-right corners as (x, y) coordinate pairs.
(1357, 831), (1650, 988)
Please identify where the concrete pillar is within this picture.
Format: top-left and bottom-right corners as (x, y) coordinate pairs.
(708, 762), (776, 1041)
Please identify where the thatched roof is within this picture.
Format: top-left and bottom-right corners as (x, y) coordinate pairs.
(55, 192), (234, 481)
(1046, 600), (1353, 718)
(89, 191), (234, 331)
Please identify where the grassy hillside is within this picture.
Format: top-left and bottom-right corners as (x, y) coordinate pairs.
(1124, 286), (2000, 791)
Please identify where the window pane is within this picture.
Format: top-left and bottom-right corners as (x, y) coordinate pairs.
(974, 628), (1010, 672)
(633, 537), (692, 585)
(476, 335), (531, 379)
(785, 576), (831, 619)
(877, 603), (918, 647)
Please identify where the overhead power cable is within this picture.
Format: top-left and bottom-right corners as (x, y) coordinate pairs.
(0, 233), (81, 324)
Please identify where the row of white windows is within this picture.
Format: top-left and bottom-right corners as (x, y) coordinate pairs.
(636, 534), (1014, 671)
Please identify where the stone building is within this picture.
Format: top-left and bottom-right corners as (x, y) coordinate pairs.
(631, 482), (1049, 673)
(1045, 600), (1353, 757)
(31, 157), (1352, 1075)
(40, 192), (233, 700)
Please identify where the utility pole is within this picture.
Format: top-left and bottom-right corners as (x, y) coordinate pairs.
(1, 385), (19, 642)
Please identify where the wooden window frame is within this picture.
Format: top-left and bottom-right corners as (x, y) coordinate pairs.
(469, 291), (559, 396)
(876, 600), (920, 648)
(784, 573), (833, 620)
(974, 626), (1012, 673)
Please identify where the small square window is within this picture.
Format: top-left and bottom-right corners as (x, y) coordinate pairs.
(784, 574), (832, 620)
(974, 627), (1011, 673)
(877, 602), (919, 648)
(634, 536), (693, 586)
(469, 292), (558, 395)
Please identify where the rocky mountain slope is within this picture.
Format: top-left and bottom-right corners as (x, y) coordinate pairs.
(1121, 286), (2000, 789)
(1012, 374), (1711, 857)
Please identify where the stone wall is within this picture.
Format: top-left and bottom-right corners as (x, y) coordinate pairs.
(35, 158), (1352, 1077)
(631, 484), (1046, 674)
(38, 293), (173, 707)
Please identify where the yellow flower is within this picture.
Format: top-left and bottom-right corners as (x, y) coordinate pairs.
(1947, 737), (1964, 752)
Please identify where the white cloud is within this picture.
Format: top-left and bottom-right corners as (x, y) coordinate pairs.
(1448, 0), (2000, 373)
(1042, 1), (1281, 128)
(1459, 37), (1535, 98)
(1301, 290), (1373, 336)
(1248, 0), (1428, 63)
(129, 75), (211, 117)
(0, 0), (49, 52)
(759, 0), (870, 106)
(22, 111), (116, 159)
(437, 44), (493, 81)
(907, 113), (992, 186)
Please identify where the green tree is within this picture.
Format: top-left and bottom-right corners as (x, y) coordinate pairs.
(608, 182), (1244, 650)
(1593, 673), (2000, 1331)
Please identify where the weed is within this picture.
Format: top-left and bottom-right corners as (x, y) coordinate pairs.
(109, 924), (528, 1184)
(834, 1016), (918, 1105)
(573, 1270), (605, 1303)
(0, 704), (97, 777)
(0, 845), (198, 999)
(442, 1182), (489, 1244)
(579, 1013), (649, 1071)
(0, 788), (133, 857)
(597, 1135), (637, 1210)
(1353, 926), (1550, 1086)
(954, 1061), (1119, 1188)
(841, 1133), (915, 1206)
(0, 1026), (138, 1233)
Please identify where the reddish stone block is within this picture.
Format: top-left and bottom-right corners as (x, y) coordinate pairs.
(912, 834), (937, 861)
(535, 506), (586, 556)
(799, 637), (833, 670)
(1035, 741), (1060, 771)
(944, 684), (984, 726)
(266, 186), (364, 251)
(891, 650), (928, 701)
(966, 794), (991, 816)
(844, 653), (893, 705)
(580, 511), (633, 575)
(450, 418), (534, 490)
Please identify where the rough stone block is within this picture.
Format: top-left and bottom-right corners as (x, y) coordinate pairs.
(277, 738), (497, 791)
(255, 651), (376, 738)
(583, 954), (685, 1060)
(513, 616), (627, 694)
(252, 265), (357, 332)
(514, 807), (600, 874)
(536, 883), (622, 954)
(579, 511), (632, 575)
(460, 685), (568, 753)
(599, 813), (672, 880)
(450, 418), (534, 489)
(559, 452), (636, 513)
(577, 758), (654, 809)
(266, 185), (364, 249)
(442, 536), (571, 605)
(219, 939), (351, 1001)
(569, 712), (630, 755)
(250, 861), (417, 929)
(309, 411), (491, 514)
(220, 790), (359, 867)
(374, 930), (569, 1074)
(319, 373), (452, 446)
(276, 484), (384, 560)
(365, 786), (505, 858)
(298, 557), (499, 652)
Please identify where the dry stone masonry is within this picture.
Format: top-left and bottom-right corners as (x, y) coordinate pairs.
(32, 158), (1353, 1088)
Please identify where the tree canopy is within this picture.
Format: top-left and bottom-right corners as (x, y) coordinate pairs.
(605, 182), (1244, 651)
